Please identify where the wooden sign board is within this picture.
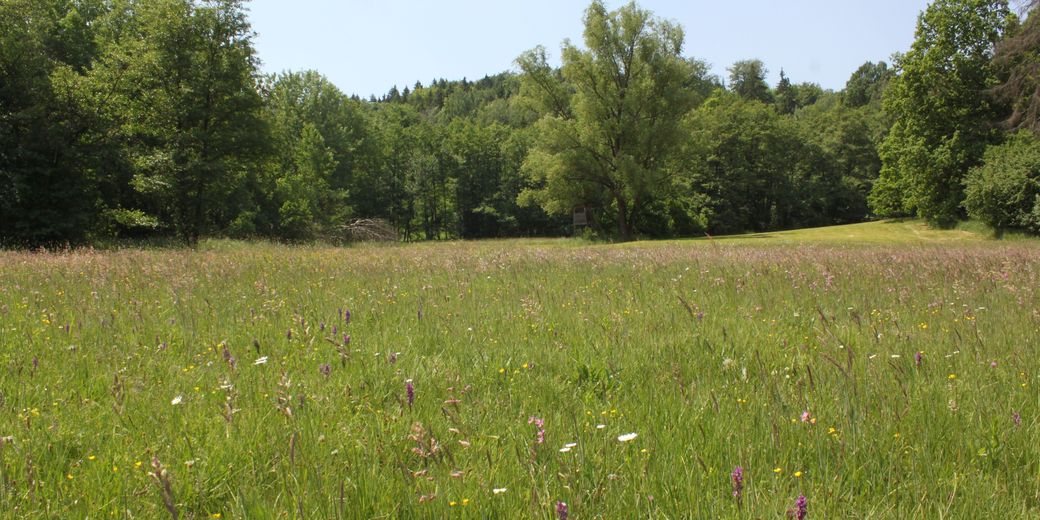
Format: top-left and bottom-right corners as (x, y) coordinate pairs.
(573, 206), (588, 226)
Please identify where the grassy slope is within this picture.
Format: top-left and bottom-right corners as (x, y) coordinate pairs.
(398, 220), (1033, 252)
(652, 219), (1027, 246)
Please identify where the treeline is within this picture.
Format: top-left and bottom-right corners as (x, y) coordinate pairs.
(2, 0), (1038, 246)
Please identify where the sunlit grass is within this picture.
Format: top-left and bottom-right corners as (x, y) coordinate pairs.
(0, 224), (1038, 518)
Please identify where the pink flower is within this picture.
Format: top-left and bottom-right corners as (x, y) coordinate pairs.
(528, 416), (545, 444)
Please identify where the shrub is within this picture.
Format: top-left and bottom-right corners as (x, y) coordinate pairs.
(963, 132), (1040, 233)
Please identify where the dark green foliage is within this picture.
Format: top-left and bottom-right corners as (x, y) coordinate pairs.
(678, 93), (855, 234)
(963, 131), (1040, 232)
(992, 3), (1040, 133)
(844, 61), (894, 108)
(728, 59), (772, 103)
(10, 0), (1032, 245)
(85, 0), (268, 244)
(0, 0), (109, 246)
(258, 71), (367, 240)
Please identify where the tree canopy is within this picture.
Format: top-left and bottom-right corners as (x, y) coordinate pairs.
(4, 0), (1040, 246)
(517, 1), (702, 240)
(871, 0), (1015, 226)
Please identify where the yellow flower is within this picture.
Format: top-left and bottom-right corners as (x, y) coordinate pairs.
(498, 368), (505, 374)
(462, 498), (470, 506)
(134, 461), (143, 469)
(948, 374), (957, 380)
(794, 471), (803, 478)
(449, 501), (457, 507)
(211, 514), (222, 519)
(773, 467), (783, 474)
(87, 455), (96, 461)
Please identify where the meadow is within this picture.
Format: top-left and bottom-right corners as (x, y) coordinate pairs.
(0, 221), (1038, 518)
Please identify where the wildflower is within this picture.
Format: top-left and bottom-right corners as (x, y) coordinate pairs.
(171, 395), (183, 406)
(914, 351), (923, 367)
(773, 467), (783, 474)
(800, 411), (811, 423)
(794, 471), (803, 478)
(556, 501), (568, 520)
(948, 373), (956, 380)
(990, 361), (998, 368)
(462, 498), (470, 506)
(286, 329), (292, 340)
(388, 352), (398, 364)
(343, 334), (351, 345)
(559, 446), (572, 453)
(319, 363), (331, 378)
(731, 466), (744, 503)
(253, 356), (268, 365)
(794, 495), (808, 519)
(1013, 411), (1021, 426)
(528, 416), (546, 444)
(493, 487), (507, 495)
(617, 432), (638, 442)
(596, 424), (606, 429)
(406, 380), (415, 408)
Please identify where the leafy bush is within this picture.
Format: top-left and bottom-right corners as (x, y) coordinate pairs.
(963, 132), (1040, 233)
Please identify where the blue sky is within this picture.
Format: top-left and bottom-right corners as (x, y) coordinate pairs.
(248, 0), (932, 99)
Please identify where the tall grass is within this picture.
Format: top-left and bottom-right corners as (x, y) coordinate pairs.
(0, 235), (1037, 518)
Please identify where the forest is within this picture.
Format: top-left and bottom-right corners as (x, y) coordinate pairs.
(2, 0), (1040, 246)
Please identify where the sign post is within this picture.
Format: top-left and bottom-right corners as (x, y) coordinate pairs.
(572, 206), (588, 236)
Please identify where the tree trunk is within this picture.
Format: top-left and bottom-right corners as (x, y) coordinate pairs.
(616, 195), (633, 241)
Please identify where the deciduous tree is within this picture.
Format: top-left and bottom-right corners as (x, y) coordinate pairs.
(517, 1), (698, 240)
